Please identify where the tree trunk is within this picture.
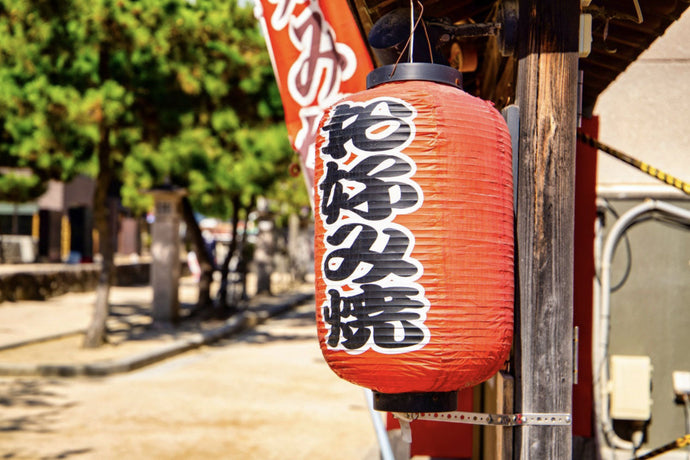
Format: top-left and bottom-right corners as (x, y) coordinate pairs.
(216, 195), (241, 309)
(84, 201), (113, 348)
(83, 41), (113, 349)
(180, 196), (215, 309)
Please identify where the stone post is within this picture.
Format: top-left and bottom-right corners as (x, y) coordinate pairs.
(254, 216), (274, 295)
(150, 187), (187, 323)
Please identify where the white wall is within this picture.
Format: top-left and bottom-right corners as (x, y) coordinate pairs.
(591, 9), (690, 450)
(594, 9), (690, 190)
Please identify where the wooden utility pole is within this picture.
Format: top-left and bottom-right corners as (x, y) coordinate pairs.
(514, 1), (579, 458)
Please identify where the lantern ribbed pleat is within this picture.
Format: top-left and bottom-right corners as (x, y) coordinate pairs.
(314, 79), (513, 395)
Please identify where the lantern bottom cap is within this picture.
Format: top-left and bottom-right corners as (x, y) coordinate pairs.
(373, 390), (458, 413)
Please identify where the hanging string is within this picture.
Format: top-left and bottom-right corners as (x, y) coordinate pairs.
(419, 4), (433, 62)
(390, 1), (434, 77)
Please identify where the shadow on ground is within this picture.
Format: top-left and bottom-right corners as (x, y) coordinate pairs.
(104, 299), (221, 345)
(0, 380), (94, 458)
(218, 304), (317, 346)
(0, 379), (76, 432)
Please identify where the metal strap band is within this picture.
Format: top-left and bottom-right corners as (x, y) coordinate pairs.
(396, 411), (572, 427)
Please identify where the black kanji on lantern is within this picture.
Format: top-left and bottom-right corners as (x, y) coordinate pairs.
(317, 96), (429, 353)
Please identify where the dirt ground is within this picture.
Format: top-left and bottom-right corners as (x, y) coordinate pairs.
(0, 298), (387, 460)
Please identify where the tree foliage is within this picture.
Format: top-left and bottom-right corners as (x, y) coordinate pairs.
(119, 0), (295, 218)
(0, 1), (99, 201)
(0, 0), (306, 344)
(1, 0), (298, 210)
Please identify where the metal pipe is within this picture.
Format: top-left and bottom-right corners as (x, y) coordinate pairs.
(365, 389), (396, 460)
(594, 200), (690, 458)
(409, 0), (414, 63)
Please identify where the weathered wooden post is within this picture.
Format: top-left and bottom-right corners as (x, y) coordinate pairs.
(514, 1), (579, 458)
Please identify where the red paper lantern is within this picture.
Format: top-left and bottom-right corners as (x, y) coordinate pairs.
(314, 63), (513, 412)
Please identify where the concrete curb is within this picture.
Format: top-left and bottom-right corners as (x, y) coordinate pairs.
(0, 328), (86, 352)
(0, 289), (314, 378)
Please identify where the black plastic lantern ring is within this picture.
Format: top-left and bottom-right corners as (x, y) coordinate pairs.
(366, 62), (463, 90)
(373, 390), (458, 413)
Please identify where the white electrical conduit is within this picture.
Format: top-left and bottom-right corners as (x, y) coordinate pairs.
(594, 199), (690, 458)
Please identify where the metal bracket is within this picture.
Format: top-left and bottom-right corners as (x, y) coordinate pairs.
(394, 411), (572, 427)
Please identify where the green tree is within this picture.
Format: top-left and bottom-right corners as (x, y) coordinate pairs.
(119, 3), (300, 311)
(0, 1), (99, 203)
(0, 0), (302, 346)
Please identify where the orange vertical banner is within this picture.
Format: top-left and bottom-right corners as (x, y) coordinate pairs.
(254, 0), (374, 196)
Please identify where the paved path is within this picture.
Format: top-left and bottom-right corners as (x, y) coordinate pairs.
(0, 271), (415, 459)
(0, 300), (381, 460)
(0, 275), (312, 375)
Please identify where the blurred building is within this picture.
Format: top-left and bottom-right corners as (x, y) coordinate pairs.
(0, 175), (141, 264)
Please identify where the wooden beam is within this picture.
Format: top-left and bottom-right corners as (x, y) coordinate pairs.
(483, 371), (515, 460)
(514, 1), (579, 458)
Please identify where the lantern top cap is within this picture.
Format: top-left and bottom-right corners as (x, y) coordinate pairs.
(366, 63), (463, 90)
